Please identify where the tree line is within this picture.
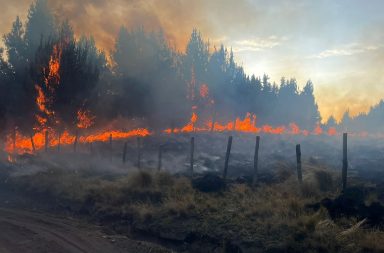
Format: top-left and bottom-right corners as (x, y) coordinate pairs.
(0, 0), (381, 135)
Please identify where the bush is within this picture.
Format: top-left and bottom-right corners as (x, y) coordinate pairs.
(155, 171), (174, 188)
(128, 171), (153, 189)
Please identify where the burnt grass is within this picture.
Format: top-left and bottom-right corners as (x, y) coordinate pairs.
(0, 157), (384, 253)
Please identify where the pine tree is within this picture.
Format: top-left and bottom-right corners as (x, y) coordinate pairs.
(3, 16), (26, 70)
(24, 0), (55, 60)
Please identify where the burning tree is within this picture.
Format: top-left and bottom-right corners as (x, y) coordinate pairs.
(27, 20), (107, 132)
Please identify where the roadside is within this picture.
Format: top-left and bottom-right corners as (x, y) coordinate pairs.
(0, 186), (172, 253)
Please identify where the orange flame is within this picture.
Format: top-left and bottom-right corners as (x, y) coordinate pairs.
(289, 123), (300, 135)
(328, 127), (337, 136)
(77, 109), (95, 129)
(5, 128), (151, 154)
(44, 44), (61, 88)
(313, 124), (323, 135)
(200, 84), (209, 98)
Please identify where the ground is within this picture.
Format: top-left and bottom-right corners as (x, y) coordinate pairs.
(0, 134), (383, 252)
(0, 208), (171, 253)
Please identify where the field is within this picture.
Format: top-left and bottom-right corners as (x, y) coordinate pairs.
(0, 133), (384, 253)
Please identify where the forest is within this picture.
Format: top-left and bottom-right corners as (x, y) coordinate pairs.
(0, 0), (382, 136)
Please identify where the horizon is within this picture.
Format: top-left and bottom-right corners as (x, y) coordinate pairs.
(1, 0), (384, 122)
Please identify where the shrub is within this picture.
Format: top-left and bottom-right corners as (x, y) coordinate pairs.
(155, 171), (174, 188)
(128, 171), (153, 189)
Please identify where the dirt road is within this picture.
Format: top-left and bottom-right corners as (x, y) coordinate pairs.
(0, 208), (171, 253)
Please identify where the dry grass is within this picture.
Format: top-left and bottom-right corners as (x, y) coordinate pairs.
(9, 166), (384, 252)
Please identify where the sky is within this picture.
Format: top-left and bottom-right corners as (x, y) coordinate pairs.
(0, 0), (383, 122)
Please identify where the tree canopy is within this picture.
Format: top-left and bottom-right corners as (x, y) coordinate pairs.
(4, 0), (379, 136)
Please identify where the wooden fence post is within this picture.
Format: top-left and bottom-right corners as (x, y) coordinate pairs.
(190, 137), (195, 177)
(73, 131), (78, 153)
(45, 130), (49, 152)
(223, 136), (233, 180)
(210, 110), (216, 132)
(342, 133), (348, 191)
(137, 137), (141, 169)
(158, 145), (163, 171)
(30, 134), (36, 153)
(12, 127), (16, 155)
(252, 136), (260, 185)
(57, 132), (61, 153)
(122, 142), (128, 164)
(296, 144), (303, 184)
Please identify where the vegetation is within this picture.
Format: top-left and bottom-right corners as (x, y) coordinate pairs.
(1, 0), (321, 134)
(1, 0), (383, 135)
(6, 164), (384, 253)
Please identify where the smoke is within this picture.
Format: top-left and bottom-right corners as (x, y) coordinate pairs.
(0, 0), (263, 52)
(2, 0), (384, 123)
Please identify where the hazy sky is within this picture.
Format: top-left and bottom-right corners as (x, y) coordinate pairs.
(1, 0), (383, 122)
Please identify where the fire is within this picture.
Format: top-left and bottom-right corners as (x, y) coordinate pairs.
(5, 128), (151, 154)
(313, 124), (323, 135)
(233, 113), (258, 132)
(35, 85), (54, 127)
(169, 111), (198, 133)
(328, 127), (337, 136)
(261, 125), (285, 134)
(34, 44), (63, 130)
(2, 44), (349, 158)
(165, 112), (293, 134)
(191, 112), (198, 124)
(80, 129), (150, 143)
(7, 154), (14, 163)
(289, 123), (300, 135)
(200, 84), (209, 98)
(77, 109), (95, 129)
(44, 44), (61, 88)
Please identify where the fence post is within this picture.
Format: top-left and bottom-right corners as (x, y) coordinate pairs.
(12, 127), (16, 155)
(57, 132), (61, 153)
(190, 137), (195, 177)
(30, 134), (36, 153)
(296, 144), (303, 184)
(210, 110), (216, 132)
(253, 136), (260, 185)
(45, 130), (49, 153)
(223, 136), (233, 180)
(342, 133), (348, 191)
(73, 131), (78, 153)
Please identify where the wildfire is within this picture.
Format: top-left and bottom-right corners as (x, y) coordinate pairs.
(313, 124), (323, 135)
(44, 44), (61, 88)
(2, 45), (350, 158)
(35, 85), (54, 119)
(328, 127), (337, 136)
(77, 109), (95, 129)
(289, 123), (300, 135)
(163, 111), (342, 136)
(34, 44), (63, 130)
(5, 128), (151, 155)
(200, 84), (209, 98)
